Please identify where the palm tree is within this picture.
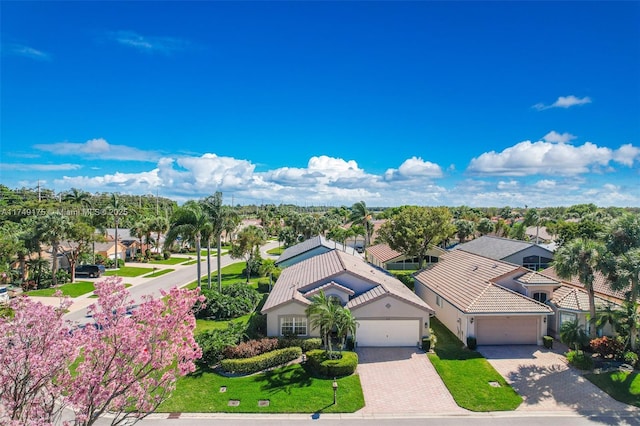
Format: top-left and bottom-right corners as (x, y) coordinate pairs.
(202, 192), (228, 291)
(305, 290), (341, 353)
(599, 214), (640, 350)
(595, 305), (625, 334)
(165, 201), (210, 288)
(350, 201), (374, 248)
(38, 212), (70, 286)
(108, 194), (126, 269)
(553, 238), (604, 338)
(63, 188), (92, 207)
(130, 219), (151, 260)
(560, 319), (588, 351)
(335, 308), (358, 352)
(258, 259), (280, 291)
(149, 215), (169, 255)
(230, 225), (266, 283)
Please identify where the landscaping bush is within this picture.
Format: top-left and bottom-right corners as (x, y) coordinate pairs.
(466, 336), (477, 350)
(163, 251), (171, 260)
(623, 351), (638, 368)
(589, 336), (625, 359)
(422, 337), (431, 352)
(301, 338), (322, 352)
(220, 346), (302, 375)
(392, 273), (414, 291)
(278, 337), (322, 352)
(566, 350), (594, 370)
(223, 338), (279, 359)
(195, 322), (246, 368)
(306, 349), (358, 378)
(345, 336), (355, 351)
(543, 335), (554, 349)
(197, 283), (261, 320)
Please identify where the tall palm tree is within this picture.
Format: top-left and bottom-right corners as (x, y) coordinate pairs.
(599, 214), (640, 351)
(335, 308), (358, 352)
(560, 319), (588, 351)
(230, 225), (266, 283)
(149, 215), (169, 255)
(63, 188), (92, 207)
(165, 201), (210, 288)
(202, 192), (227, 291)
(553, 238), (604, 338)
(350, 201), (374, 248)
(109, 194), (127, 269)
(38, 212), (70, 286)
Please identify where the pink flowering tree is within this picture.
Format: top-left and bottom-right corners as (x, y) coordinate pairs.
(0, 277), (203, 426)
(65, 276), (204, 425)
(0, 293), (74, 426)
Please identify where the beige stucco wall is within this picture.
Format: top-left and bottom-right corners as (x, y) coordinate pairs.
(265, 302), (321, 338)
(415, 282), (466, 341)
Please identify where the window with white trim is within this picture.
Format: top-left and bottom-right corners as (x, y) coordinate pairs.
(280, 316), (307, 336)
(533, 292), (548, 303)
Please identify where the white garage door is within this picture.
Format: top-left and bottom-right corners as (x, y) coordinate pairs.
(357, 319), (420, 347)
(476, 316), (538, 345)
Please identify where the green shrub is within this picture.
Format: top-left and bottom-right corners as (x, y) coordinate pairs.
(345, 336), (355, 351)
(589, 336), (625, 359)
(278, 337), (322, 352)
(392, 273), (414, 290)
(422, 337), (431, 352)
(543, 335), (554, 349)
(301, 338), (322, 352)
(623, 351), (638, 368)
(466, 336), (477, 350)
(195, 322), (246, 368)
(163, 251), (171, 260)
(306, 349), (358, 378)
(220, 347), (302, 375)
(566, 350), (594, 370)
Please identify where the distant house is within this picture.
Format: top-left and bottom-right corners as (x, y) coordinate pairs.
(105, 228), (143, 259)
(525, 226), (554, 244)
(366, 243), (444, 270)
(275, 235), (362, 268)
(455, 235), (554, 271)
(262, 250), (434, 347)
(414, 250), (552, 346)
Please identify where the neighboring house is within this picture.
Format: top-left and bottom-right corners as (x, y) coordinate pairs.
(455, 235), (555, 271)
(262, 249), (434, 347)
(275, 235), (362, 268)
(525, 226), (554, 244)
(105, 228), (142, 259)
(366, 243), (444, 271)
(414, 250), (552, 345)
(94, 241), (127, 261)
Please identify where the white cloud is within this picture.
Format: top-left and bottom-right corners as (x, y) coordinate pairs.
(467, 139), (639, 176)
(1, 163), (81, 171)
(534, 179), (557, 190)
(533, 95), (592, 111)
(3, 43), (51, 60)
(34, 138), (160, 162)
(108, 31), (192, 54)
(383, 156), (443, 181)
(497, 180), (519, 190)
(542, 131), (576, 144)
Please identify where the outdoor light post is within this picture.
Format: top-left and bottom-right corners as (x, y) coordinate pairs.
(332, 377), (338, 405)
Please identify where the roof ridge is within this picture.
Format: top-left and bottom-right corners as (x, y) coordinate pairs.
(467, 281), (493, 310)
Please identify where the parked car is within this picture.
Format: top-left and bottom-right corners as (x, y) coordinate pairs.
(75, 264), (102, 278)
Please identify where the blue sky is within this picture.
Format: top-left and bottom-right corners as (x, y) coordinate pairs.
(1, 1), (639, 207)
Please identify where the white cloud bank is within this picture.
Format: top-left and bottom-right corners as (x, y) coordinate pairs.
(34, 138), (161, 162)
(533, 95), (592, 111)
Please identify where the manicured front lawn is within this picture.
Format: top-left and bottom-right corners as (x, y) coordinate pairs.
(158, 364), (364, 413)
(143, 269), (174, 278)
(104, 267), (154, 277)
(195, 315), (251, 334)
(149, 257), (191, 265)
(585, 371), (640, 407)
(428, 318), (522, 411)
(185, 262), (263, 290)
(267, 246), (285, 255)
(26, 281), (94, 297)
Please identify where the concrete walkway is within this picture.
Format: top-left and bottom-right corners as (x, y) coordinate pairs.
(479, 345), (639, 416)
(355, 347), (466, 415)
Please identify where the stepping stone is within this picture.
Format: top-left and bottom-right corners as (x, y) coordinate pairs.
(228, 400), (240, 406)
(258, 400), (270, 407)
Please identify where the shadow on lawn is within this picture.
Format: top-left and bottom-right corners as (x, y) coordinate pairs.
(253, 364), (313, 395)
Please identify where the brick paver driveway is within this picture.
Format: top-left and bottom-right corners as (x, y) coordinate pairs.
(479, 345), (639, 416)
(355, 347), (465, 415)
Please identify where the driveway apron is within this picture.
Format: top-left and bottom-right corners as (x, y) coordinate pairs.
(355, 347), (465, 415)
(479, 345), (639, 415)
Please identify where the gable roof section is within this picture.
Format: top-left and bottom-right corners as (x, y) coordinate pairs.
(516, 271), (560, 286)
(456, 235), (541, 260)
(303, 281), (355, 297)
(414, 250), (552, 314)
(263, 249), (432, 313)
(550, 285), (617, 312)
(276, 235), (359, 265)
(541, 266), (629, 302)
(367, 243), (403, 263)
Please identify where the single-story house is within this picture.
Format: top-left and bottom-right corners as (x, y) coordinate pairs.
(366, 243), (444, 271)
(275, 235), (362, 268)
(414, 250), (553, 345)
(262, 249), (434, 347)
(455, 235), (555, 271)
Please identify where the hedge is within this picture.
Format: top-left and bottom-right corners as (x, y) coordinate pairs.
(278, 337), (322, 352)
(306, 349), (358, 378)
(222, 338), (279, 359)
(220, 346), (302, 375)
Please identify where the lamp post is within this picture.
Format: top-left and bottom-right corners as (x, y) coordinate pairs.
(332, 377), (338, 405)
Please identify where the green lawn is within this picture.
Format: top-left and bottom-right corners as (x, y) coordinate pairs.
(185, 262), (263, 291)
(143, 269), (174, 278)
(26, 281), (94, 297)
(157, 364), (364, 413)
(427, 318), (522, 411)
(182, 259), (201, 266)
(195, 314), (251, 334)
(149, 257), (191, 265)
(104, 266), (154, 277)
(267, 246), (285, 255)
(585, 371), (640, 407)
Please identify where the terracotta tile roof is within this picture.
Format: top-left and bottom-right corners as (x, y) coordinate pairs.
(262, 250), (433, 313)
(550, 285), (616, 312)
(367, 243), (402, 263)
(541, 267), (629, 302)
(414, 250), (552, 314)
(276, 235), (360, 265)
(516, 271), (560, 286)
(456, 235), (552, 260)
(346, 286), (387, 308)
